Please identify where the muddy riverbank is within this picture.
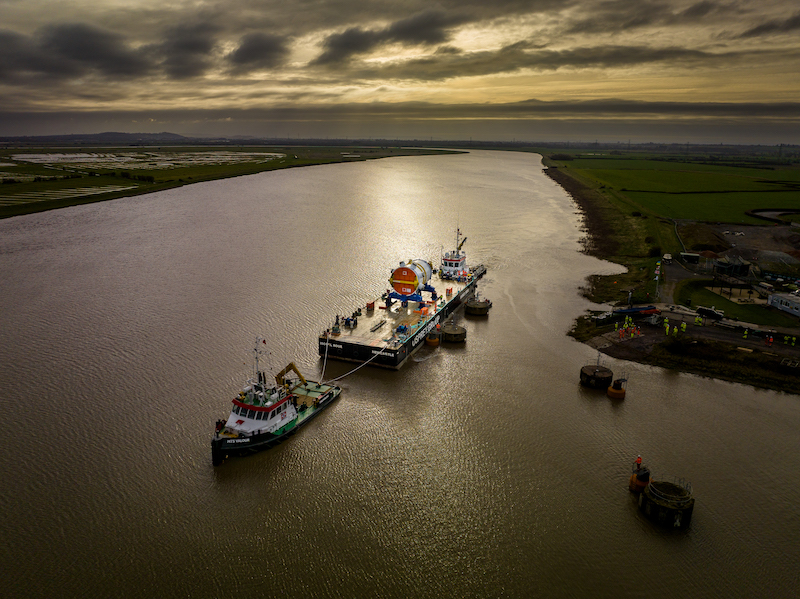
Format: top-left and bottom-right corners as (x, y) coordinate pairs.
(545, 163), (800, 395)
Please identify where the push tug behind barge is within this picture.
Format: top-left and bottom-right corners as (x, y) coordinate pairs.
(319, 231), (486, 369)
(212, 341), (341, 466)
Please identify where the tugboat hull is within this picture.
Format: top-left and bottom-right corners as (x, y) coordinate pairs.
(212, 383), (341, 466)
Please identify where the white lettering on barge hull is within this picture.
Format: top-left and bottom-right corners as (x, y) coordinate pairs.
(413, 314), (442, 346)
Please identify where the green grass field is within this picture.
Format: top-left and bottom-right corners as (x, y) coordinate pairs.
(549, 155), (800, 223)
(623, 190), (800, 223)
(538, 148), (800, 310)
(587, 168), (783, 193)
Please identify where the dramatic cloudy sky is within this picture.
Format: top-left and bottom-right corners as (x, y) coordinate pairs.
(1, 0), (799, 142)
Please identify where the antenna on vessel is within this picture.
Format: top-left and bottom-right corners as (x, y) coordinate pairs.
(253, 336), (271, 380)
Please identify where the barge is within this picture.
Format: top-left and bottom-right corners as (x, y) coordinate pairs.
(319, 231), (486, 369)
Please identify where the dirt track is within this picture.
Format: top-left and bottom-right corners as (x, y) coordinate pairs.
(587, 305), (800, 364)
(706, 222), (800, 256)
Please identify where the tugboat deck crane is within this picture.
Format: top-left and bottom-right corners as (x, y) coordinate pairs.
(275, 362), (308, 388)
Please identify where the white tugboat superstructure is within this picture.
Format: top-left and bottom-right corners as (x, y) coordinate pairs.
(212, 339), (341, 465)
(440, 228), (469, 280)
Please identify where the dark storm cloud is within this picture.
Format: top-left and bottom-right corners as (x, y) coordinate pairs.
(0, 29), (49, 80)
(737, 11), (800, 38)
(312, 9), (469, 65)
(341, 43), (719, 81)
(312, 27), (382, 65)
(565, 1), (671, 34)
(385, 9), (467, 44)
(0, 20), (224, 83)
(147, 23), (220, 79)
(227, 32), (290, 70)
(39, 23), (151, 77)
(213, 0), (574, 38)
(565, 0), (733, 35)
(679, 1), (720, 19)
(0, 24), (150, 82)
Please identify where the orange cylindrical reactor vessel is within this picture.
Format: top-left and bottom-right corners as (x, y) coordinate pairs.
(390, 260), (432, 296)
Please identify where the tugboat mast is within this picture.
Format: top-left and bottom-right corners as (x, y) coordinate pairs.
(454, 227), (467, 255)
(253, 336), (269, 383)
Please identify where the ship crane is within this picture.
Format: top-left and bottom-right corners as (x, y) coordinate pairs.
(275, 362), (308, 389)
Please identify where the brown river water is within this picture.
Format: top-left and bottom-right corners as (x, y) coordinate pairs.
(1, 150), (798, 598)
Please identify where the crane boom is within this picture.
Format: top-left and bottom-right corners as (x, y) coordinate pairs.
(274, 362), (308, 388)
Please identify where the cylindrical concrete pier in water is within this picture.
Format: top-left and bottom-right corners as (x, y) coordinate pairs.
(638, 479), (695, 529)
(465, 296), (492, 315)
(580, 364), (614, 389)
(441, 323), (467, 342)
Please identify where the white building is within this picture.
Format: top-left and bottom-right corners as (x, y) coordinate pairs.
(767, 293), (800, 317)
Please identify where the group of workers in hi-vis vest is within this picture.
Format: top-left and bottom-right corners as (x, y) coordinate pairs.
(614, 313), (798, 350)
(614, 315), (641, 340)
(741, 329), (796, 347)
(661, 316), (687, 337)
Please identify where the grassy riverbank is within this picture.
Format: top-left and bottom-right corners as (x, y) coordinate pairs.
(542, 159), (673, 305)
(540, 148), (800, 303)
(0, 145), (461, 219)
(538, 147), (800, 393)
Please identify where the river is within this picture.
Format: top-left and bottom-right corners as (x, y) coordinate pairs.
(1, 150), (798, 598)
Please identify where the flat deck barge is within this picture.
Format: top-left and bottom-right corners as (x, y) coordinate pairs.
(319, 263), (486, 369)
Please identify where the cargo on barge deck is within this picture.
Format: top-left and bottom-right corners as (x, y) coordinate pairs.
(319, 264), (486, 369)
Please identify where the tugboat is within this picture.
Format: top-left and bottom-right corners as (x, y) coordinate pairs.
(212, 339), (341, 466)
(440, 228), (469, 280)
